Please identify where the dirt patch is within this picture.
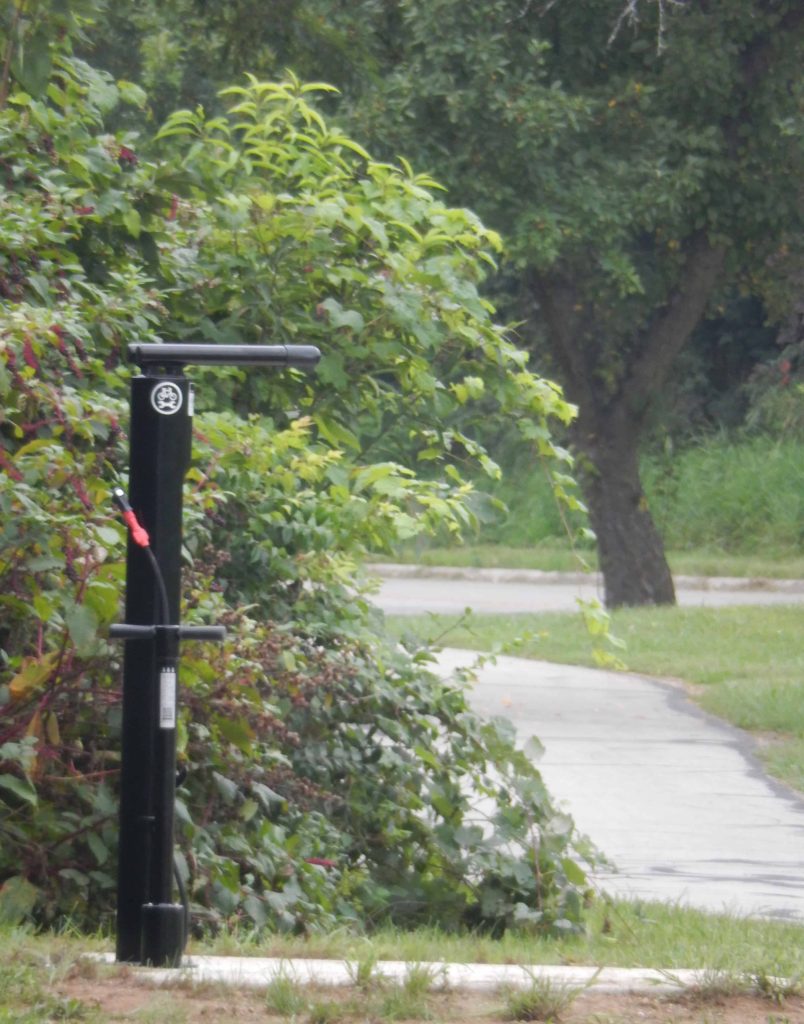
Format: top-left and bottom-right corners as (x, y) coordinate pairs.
(53, 969), (804, 1023)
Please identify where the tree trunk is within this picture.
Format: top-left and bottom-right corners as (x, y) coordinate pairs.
(529, 238), (725, 608)
(574, 407), (675, 608)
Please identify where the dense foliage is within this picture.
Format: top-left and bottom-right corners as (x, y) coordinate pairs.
(0, 23), (591, 935)
(86, 0), (804, 606)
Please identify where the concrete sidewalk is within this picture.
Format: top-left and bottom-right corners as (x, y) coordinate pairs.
(435, 648), (804, 922)
(97, 953), (705, 994)
(366, 563), (804, 919)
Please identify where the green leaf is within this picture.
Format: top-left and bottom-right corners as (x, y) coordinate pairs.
(0, 774), (38, 808)
(243, 893), (268, 926)
(65, 603), (99, 655)
(0, 876), (39, 925)
(252, 781), (284, 810)
(430, 792), (455, 820)
(313, 415), (361, 451)
(84, 580), (121, 624)
(561, 857), (587, 887)
(12, 30), (52, 98)
(240, 798), (259, 822)
(319, 298), (365, 332)
(27, 274), (51, 303)
(87, 832), (109, 866)
(27, 555), (62, 572)
(216, 716), (256, 753)
(118, 80), (147, 107)
(212, 772), (239, 803)
(454, 825), (484, 847)
(122, 208), (141, 238)
(279, 650), (297, 672)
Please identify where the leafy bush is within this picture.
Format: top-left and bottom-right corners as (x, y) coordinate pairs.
(417, 434), (804, 558)
(0, 29), (589, 936)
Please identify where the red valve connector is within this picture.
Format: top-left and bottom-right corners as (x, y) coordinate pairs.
(112, 487), (150, 548)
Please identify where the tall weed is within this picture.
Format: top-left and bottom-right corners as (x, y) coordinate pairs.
(643, 437), (804, 553)
(446, 437), (804, 557)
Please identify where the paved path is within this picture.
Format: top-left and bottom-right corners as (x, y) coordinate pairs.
(435, 649), (804, 922)
(370, 566), (804, 921)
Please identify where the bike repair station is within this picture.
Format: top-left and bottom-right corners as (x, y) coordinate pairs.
(110, 342), (320, 967)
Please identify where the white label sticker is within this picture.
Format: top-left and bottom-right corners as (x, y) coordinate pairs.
(159, 667), (177, 729)
(150, 381), (183, 416)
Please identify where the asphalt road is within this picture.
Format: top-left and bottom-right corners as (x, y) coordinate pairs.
(369, 563), (804, 615)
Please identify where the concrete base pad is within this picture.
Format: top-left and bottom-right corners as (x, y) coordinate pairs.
(94, 953), (705, 993)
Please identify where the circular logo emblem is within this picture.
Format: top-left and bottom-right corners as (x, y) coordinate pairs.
(150, 381), (183, 416)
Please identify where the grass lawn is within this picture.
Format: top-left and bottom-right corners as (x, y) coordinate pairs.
(200, 899), (804, 975)
(3, 899), (804, 1020)
(385, 604), (804, 793)
(387, 542), (804, 580)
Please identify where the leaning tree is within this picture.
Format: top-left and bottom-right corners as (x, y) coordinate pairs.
(341, 0), (804, 605)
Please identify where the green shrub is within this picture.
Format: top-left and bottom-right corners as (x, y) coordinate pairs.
(421, 435), (804, 557)
(0, 32), (588, 936)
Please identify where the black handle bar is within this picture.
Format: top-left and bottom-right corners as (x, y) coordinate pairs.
(109, 624), (227, 642)
(128, 343), (320, 369)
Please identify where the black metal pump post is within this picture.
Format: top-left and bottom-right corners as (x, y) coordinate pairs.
(111, 342), (320, 967)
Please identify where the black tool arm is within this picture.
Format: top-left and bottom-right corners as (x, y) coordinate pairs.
(128, 343), (320, 369)
(109, 624), (227, 642)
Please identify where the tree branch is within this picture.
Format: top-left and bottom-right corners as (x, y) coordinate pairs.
(607, 0), (690, 53)
(624, 232), (725, 414)
(623, 4), (802, 415)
